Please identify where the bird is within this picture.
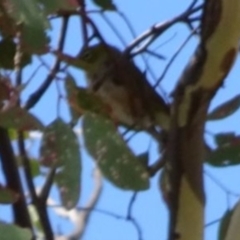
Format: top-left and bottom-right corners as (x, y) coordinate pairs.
(76, 42), (170, 132)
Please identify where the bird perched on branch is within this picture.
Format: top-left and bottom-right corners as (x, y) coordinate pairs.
(77, 42), (170, 131)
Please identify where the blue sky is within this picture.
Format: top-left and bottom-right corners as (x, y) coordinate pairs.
(1, 0), (240, 240)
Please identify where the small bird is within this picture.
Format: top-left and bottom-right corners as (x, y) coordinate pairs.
(77, 43), (170, 131)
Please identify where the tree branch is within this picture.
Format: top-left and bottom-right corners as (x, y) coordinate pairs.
(0, 128), (32, 229)
(166, 0), (240, 239)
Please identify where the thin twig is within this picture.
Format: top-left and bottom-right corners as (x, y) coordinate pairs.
(118, 11), (137, 40)
(125, 4), (202, 55)
(126, 193), (143, 240)
(25, 63), (44, 86)
(148, 154), (167, 177)
(18, 132), (54, 239)
(127, 193), (137, 218)
(204, 170), (240, 197)
(154, 29), (196, 88)
(25, 16), (69, 110)
(39, 167), (57, 202)
(52, 167), (103, 240)
(100, 12), (127, 46)
(77, 0), (88, 44)
(205, 218), (221, 228)
(144, 49), (165, 60)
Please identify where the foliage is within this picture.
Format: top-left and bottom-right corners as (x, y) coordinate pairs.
(0, 0), (239, 240)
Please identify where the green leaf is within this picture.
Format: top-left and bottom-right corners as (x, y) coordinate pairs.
(0, 107), (44, 130)
(8, 129), (29, 140)
(92, 0), (117, 10)
(8, 0), (49, 52)
(207, 94), (240, 121)
(40, 118), (81, 209)
(83, 112), (149, 191)
(0, 223), (32, 240)
(215, 132), (238, 146)
(206, 133), (240, 166)
(206, 147), (240, 166)
(30, 160), (40, 177)
(0, 186), (19, 204)
(218, 209), (233, 240)
(21, 25), (49, 53)
(37, 0), (77, 14)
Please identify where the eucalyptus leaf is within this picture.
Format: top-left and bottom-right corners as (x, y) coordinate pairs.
(207, 94), (240, 121)
(83, 112), (149, 191)
(40, 118), (81, 209)
(0, 186), (19, 204)
(8, 0), (49, 52)
(0, 107), (44, 130)
(206, 133), (240, 166)
(0, 223), (32, 240)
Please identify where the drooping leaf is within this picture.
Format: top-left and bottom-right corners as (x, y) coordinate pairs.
(0, 223), (32, 240)
(218, 209), (233, 240)
(0, 186), (19, 204)
(8, 0), (49, 52)
(83, 112), (149, 191)
(0, 107), (44, 130)
(40, 118), (81, 209)
(206, 133), (240, 166)
(92, 0), (117, 11)
(207, 94), (240, 121)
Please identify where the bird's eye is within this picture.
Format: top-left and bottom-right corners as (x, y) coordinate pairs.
(81, 50), (92, 61)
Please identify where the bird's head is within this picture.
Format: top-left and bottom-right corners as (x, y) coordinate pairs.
(78, 43), (113, 73)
